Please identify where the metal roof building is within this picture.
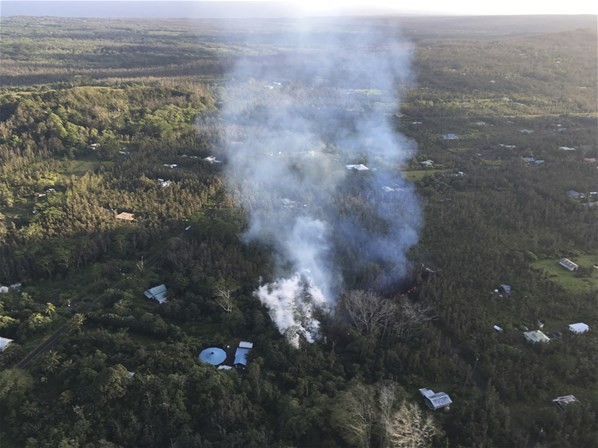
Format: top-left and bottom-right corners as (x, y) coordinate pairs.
(559, 258), (579, 272)
(524, 330), (550, 343)
(419, 388), (452, 411)
(0, 337), (14, 351)
(234, 341), (254, 367)
(345, 164), (369, 171)
(144, 284), (168, 304)
(553, 395), (579, 410)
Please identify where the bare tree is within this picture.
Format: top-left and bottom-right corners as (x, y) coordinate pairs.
(386, 401), (437, 448)
(334, 381), (439, 448)
(215, 286), (234, 313)
(378, 383), (397, 448)
(393, 301), (434, 340)
(342, 290), (397, 336)
(342, 290), (433, 340)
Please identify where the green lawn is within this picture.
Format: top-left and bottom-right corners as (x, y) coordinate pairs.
(532, 254), (598, 294)
(59, 159), (111, 176)
(401, 169), (450, 182)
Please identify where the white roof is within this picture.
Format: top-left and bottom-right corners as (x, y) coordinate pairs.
(0, 286), (8, 293)
(0, 337), (14, 351)
(419, 388), (435, 398)
(239, 341), (254, 349)
(345, 164), (369, 171)
(568, 323), (589, 334)
(524, 330), (551, 343)
(553, 395), (578, 404)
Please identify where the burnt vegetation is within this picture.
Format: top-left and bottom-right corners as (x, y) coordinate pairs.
(0, 15), (597, 448)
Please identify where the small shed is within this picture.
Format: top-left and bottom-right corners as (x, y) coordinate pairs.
(144, 284), (167, 304)
(442, 134), (458, 140)
(524, 330), (550, 343)
(497, 284), (512, 296)
(115, 212), (135, 222)
(559, 258), (579, 272)
(419, 388), (452, 411)
(234, 341), (254, 367)
(568, 323), (589, 334)
(0, 337), (14, 351)
(0, 286), (8, 294)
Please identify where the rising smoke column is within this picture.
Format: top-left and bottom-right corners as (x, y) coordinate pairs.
(220, 19), (421, 347)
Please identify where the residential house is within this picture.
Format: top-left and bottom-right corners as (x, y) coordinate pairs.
(524, 330), (550, 343)
(419, 388), (452, 411)
(144, 284), (168, 304)
(234, 341), (254, 368)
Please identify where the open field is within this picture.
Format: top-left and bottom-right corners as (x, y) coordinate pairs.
(532, 254), (598, 294)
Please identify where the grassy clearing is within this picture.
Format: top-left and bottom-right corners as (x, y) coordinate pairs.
(532, 254), (598, 294)
(401, 169), (450, 182)
(59, 159), (110, 176)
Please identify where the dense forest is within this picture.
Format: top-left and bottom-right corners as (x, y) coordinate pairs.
(0, 14), (597, 448)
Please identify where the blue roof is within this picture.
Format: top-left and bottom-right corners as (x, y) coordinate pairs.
(499, 284), (511, 293)
(234, 347), (251, 366)
(199, 347), (227, 366)
(443, 134), (458, 140)
(144, 284), (167, 303)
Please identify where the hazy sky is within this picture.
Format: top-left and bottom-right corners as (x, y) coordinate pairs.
(1, 0), (596, 17)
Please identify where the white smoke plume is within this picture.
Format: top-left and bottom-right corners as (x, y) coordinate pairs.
(218, 19), (421, 346)
(255, 273), (328, 348)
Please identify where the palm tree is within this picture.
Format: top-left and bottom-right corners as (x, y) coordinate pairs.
(45, 302), (56, 317)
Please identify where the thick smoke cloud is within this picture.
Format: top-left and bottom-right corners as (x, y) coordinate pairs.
(220, 19), (421, 347)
